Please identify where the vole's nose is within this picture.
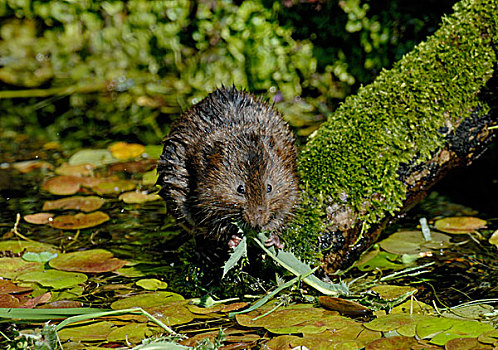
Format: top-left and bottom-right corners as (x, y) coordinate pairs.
(245, 205), (270, 229)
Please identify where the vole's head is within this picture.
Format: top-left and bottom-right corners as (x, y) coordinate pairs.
(193, 131), (298, 239)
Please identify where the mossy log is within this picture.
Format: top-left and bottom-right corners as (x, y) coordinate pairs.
(283, 0), (498, 273)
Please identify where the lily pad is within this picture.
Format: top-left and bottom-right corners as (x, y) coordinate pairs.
(0, 240), (59, 254)
(236, 304), (324, 330)
(365, 313), (427, 332)
(24, 212), (55, 225)
(69, 149), (116, 166)
(91, 180), (136, 195)
(108, 159), (157, 174)
(109, 142), (145, 160)
(107, 323), (149, 343)
(119, 191), (161, 204)
(147, 300), (196, 326)
(434, 217), (487, 234)
(144, 145), (163, 159)
(0, 257), (44, 279)
(111, 291), (184, 310)
(379, 230), (452, 255)
(49, 249), (127, 273)
(55, 163), (96, 176)
(42, 196), (104, 212)
(0, 279), (33, 294)
(17, 270), (87, 289)
(11, 160), (53, 173)
(355, 250), (405, 271)
(42, 176), (82, 195)
(50, 211), (110, 230)
(58, 321), (115, 341)
(136, 278), (168, 291)
(417, 317), (494, 345)
(142, 170), (159, 185)
(22, 252), (58, 263)
(370, 285), (418, 301)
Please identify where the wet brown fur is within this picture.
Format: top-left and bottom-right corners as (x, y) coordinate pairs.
(157, 86), (298, 242)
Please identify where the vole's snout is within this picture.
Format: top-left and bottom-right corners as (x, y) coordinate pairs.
(245, 205), (271, 230)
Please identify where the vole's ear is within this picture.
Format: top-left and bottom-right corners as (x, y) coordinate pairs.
(202, 141), (224, 169)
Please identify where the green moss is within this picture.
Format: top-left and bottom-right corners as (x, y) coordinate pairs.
(284, 0), (498, 261)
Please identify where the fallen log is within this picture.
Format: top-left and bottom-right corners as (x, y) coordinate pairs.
(283, 0), (498, 273)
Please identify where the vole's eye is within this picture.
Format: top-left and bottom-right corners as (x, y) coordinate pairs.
(267, 184), (272, 193)
(237, 185), (245, 195)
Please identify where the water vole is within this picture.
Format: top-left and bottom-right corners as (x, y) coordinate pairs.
(157, 86), (298, 247)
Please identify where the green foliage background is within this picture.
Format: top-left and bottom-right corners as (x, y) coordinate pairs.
(0, 0), (454, 148)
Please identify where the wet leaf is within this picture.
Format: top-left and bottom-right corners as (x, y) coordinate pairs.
(318, 296), (372, 316)
(365, 314), (426, 332)
(108, 158), (156, 174)
(144, 145), (163, 159)
(109, 142), (145, 160)
(147, 300), (196, 326)
(142, 169), (159, 185)
(0, 279), (33, 294)
(17, 270), (88, 289)
(417, 317), (494, 345)
(38, 300), (84, 309)
(444, 337), (493, 349)
(50, 286), (85, 302)
(488, 230), (498, 248)
(370, 285), (418, 301)
(0, 257), (44, 279)
(24, 212), (55, 225)
(136, 278), (168, 291)
(0, 294), (22, 308)
(22, 251), (58, 263)
(107, 323), (149, 343)
(111, 291), (184, 310)
(49, 249), (127, 273)
(11, 160), (53, 173)
(379, 230), (452, 255)
(390, 300), (434, 315)
(0, 240), (59, 254)
(91, 179), (136, 195)
(69, 149), (116, 166)
(365, 335), (419, 349)
(355, 250), (405, 271)
(236, 304), (324, 330)
(50, 211), (110, 230)
(119, 191), (161, 204)
(55, 163), (96, 176)
(267, 314), (357, 335)
(42, 175), (82, 195)
(434, 217), (487, 234)
(42, 196), (104, 212)
(58, 321), (115, 341)
(265, 335), (301, 350)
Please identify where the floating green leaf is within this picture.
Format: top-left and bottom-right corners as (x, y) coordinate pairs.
(22, 251), (58, 263)
(0, 257), (44, 279)
(58, 321), (115, 342)
(49, 249), (127, 273)
(42, 196), (104, 212)
(111, 291), (184, 310)
(50, 211), (110, 230)
(0, 240), (59, 254)
(434, 217), (487, 234)
(69, 149), (116, 166)
(119, 191), (161, 204)
(136, 278), (168, 291)
(17, 270), (87, 289)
